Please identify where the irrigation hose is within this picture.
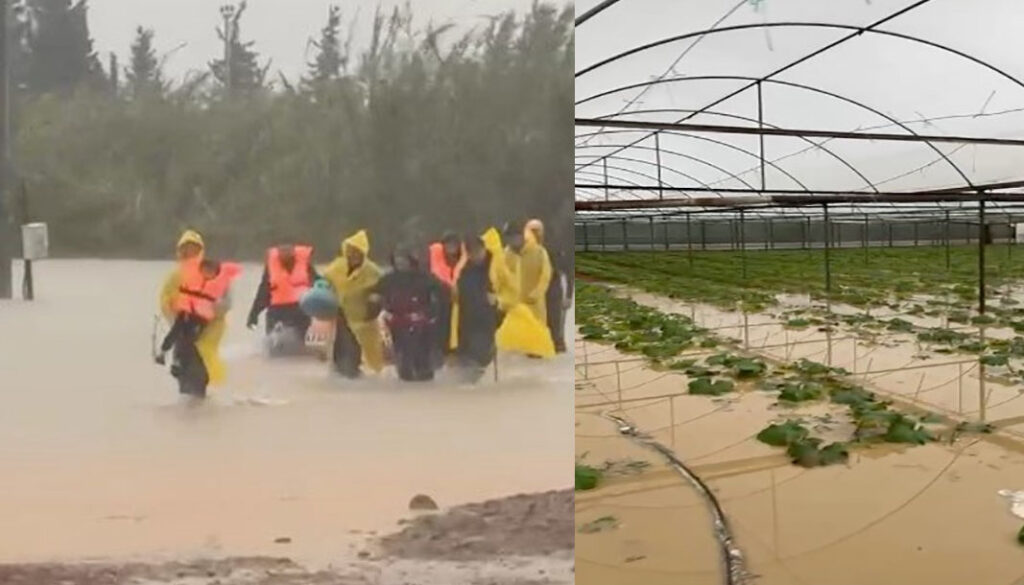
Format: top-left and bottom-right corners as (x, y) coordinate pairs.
(605, 412), (749, 585)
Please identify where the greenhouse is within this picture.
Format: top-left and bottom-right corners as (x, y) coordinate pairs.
(574, 2), (1024, 584)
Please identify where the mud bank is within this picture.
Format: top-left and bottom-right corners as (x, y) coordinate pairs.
(0, 491), (575, 585)
(380, 489), (574, 561)
(0, 557), (566, 585)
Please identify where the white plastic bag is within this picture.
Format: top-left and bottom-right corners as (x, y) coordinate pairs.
(997, 490), (1024, 519)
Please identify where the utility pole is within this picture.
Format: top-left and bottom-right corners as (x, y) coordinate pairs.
(0, 0), (12, 299)
(109, 52), (118, 95)
(220, 4), (236, 95)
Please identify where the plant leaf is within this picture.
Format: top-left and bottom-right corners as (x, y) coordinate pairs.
(756, 420), (810, 447)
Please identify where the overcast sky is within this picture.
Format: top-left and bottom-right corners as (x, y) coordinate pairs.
(575, 0), (1024, 197)
(88, 0), (548, 82)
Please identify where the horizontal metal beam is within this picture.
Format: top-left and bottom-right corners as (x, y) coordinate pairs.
(575, 118), (1024, 147)
(576, 188), (1024, 211)
(576, 179), (1024, 198)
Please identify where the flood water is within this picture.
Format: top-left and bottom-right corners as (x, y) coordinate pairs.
(576, 288), (1024, 585)
(0, 260), (574, 564)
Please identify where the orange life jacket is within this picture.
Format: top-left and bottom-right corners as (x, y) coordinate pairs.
(175, 260), (243, 321)
(429, 242), (463, 288)
(267, 245), (313, 306)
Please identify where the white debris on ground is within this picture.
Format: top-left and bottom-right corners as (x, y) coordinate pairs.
(998, 490), (1024, 519)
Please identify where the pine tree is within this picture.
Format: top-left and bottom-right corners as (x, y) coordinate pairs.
(208, 1), (269, 96)
(125, 26), (164, 98)
(22, 0), (105, 95)
(303, 5), (347, 88)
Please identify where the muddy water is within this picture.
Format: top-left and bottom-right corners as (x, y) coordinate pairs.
(631, 290), (1024, 435)
(576, 292), (1024, 585)
(0, 260), (573, 564)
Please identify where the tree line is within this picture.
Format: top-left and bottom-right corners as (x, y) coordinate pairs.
(5, 1), (573, 261)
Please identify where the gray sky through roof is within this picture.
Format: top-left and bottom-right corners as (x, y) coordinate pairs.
(575, 0), (1024, 214)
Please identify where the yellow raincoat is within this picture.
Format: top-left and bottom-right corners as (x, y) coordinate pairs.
(509, 229), (552, 324)
(322, 229), (385, 372)
(488, 227), (554, 358)
(157, 230), (230, 386)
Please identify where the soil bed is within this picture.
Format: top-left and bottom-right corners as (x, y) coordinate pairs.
(0, 490), (575, 585)
(379, 489), (574, 561)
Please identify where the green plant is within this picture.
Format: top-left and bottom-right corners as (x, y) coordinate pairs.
(883, 416), (933, 445)
(918, 327), (969, 346)
(756, 420), (810, 447)
(981, 354), (1010, 367)
(733, 358), (767, 378)
(688, 377), (735, 396)
(948, 311), (971, 324)
(959, 341), (987, 354)
(684, 365), (717, 377)
(787, 439), (849, 468)
(830, 386), (876, 406)
(790, 359), (848, 378)
(706, 352), (768, 379)
(667, 358), (697, 371)
(886, 318), (915, 332)
(777, 382), (825, 403)
(575, 464), (601, 491)
(579, 323), (608, 340)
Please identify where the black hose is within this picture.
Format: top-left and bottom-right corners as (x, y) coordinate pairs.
(606, 413), (748, 585)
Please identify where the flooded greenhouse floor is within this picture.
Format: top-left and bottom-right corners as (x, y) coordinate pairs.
(0, 260), (574, 583)
(575, 289), (1024, 585)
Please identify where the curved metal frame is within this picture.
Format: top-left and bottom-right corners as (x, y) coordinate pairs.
(575, 158), (735, 200)
(575, 18), (1024, 210)
(574, 128), (812, 192)
(582, 107), (879, 193)
(577, 75), (975, 187)
(576, 145), (760, 192)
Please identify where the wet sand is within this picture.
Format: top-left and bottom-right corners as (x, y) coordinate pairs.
(575, 288), (1024, 585)
(0, 260), (573, 580)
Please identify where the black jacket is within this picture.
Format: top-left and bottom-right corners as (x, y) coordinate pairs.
(376, 268), (448, 330)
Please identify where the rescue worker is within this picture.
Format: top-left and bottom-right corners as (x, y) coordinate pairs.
(452, 235), (499, 383)
(157, 230), (238, 397)
(428, 231), (463, 286)
(246, 244), (320, 355)
(323, 230), (385, 379)
(490, 225), (556, 360)
(525, 219), (567, 354)
(505, 221), (553, 328)
(157, 259), (243, 399)
(427, 231), (463, 366)
(375, 245), (447, 382)
(484, 227), (519, 315)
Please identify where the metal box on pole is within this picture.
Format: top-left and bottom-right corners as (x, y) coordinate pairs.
(21, 222), (48, 260)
